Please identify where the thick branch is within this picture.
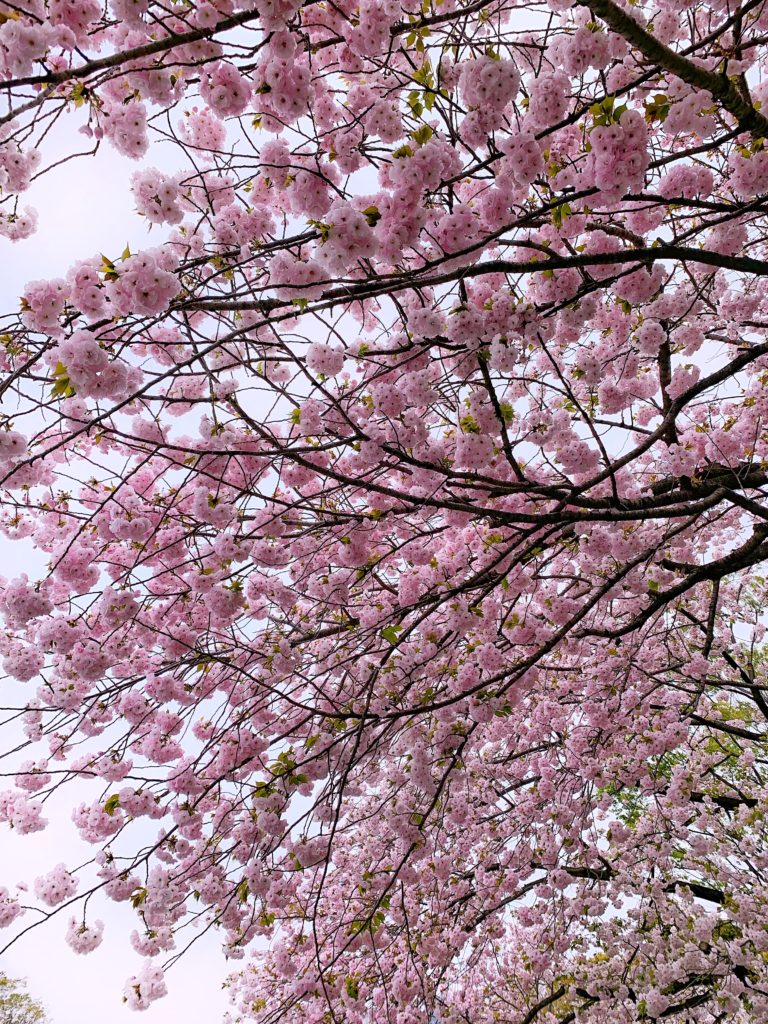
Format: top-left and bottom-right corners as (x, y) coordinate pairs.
(580, 0), (768, 138)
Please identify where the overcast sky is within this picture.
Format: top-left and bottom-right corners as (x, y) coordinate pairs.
(0, 111), (233, 1024)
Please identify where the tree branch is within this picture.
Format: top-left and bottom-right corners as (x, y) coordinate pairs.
(580, 0), (768, 138)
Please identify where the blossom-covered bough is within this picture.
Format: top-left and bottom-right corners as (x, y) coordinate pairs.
(2, 0), (768, 1020)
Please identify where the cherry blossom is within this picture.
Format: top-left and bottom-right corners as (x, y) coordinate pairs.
(0, 1), (768, 1022)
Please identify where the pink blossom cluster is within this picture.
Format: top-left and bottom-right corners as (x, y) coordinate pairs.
(0, 207), (38, 241)
(1, 639), (43, 682)
(0, 431), (28, 465)
(131, 168), (185, 225)
(559, 26), (612, 75)
(255, 32), (311, 121)
(0, 142), (40, 194)
(49, 0), (101, 39)
(587, 108), (650, 195)
(102, 101), (149, 160)
(0, 888), (23, 928)
(526, 70), (571, 128)
(320, 200), (378, 272)
(0, 18), (67, 79)
(177, 107), (227, 157)
(22, 278), (68, 334)
(53, 331), (141, 400)
(0, 792), (47, 834)
(123, 964), (167, 1010)
(33, 863), (78, 906)
(729, 147), (768, 199)
(657, 162), (715, 199)
(501, 132), (545, 187)
(212, 203), (274, 249)
(459, 56), (520, 112)
(0, 575), (52, 626)
(106, 249), (179, 317)
(67, 259), (108, 320)
(66, 917), (104, 953)
(200, 62), (252, 119)
(306, 342), (345, 376)
(269, 251), (327, 299)
(345, 0), (398, 56)
(454, 432), (494, 469)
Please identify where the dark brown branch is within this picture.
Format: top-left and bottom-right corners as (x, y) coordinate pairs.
(518, 986), (567, 1024)
(579, 0), (768, 138)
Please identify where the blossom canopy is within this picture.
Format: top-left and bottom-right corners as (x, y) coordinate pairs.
(2, 0), (768, 1022)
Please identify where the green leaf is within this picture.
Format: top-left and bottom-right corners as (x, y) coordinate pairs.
(380, 625), (403, 645)
(362, 205), (381, 227)
(51, 360), (76, 399)
(412, 61), (433, 87)
(410, 124), (434, 146)
(103, 794), (121, 816)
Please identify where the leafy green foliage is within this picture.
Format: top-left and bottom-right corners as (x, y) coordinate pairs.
(0, 976), (48, 1024)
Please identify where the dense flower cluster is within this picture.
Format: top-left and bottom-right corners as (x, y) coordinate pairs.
(2, 1), (768, 1023)
(65, 917), (105, 953)
(123, 964), (167, 1010)
(33, 864), (78, 907)
(131, 168), (185, 225)
(587, 108), (650, 196)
